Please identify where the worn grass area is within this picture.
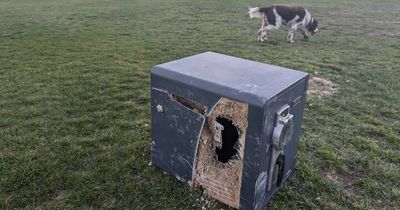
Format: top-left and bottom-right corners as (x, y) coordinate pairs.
(1, 0), (399, 209)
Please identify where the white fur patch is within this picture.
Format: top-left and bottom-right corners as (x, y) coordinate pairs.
(248, 7), (262, 19)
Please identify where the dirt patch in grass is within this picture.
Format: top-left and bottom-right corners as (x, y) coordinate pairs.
(53, 190), (66, 201)
(368, 30), (400, 37)
(307, 76), (337, 97)
(323, 171), (361, 198)
(195, 193), (219, 210)
(324, 170), (359, 186)
(366, 20), (400, 37)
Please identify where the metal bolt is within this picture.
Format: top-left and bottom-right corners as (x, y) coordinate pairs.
(156, 105), (163, 113)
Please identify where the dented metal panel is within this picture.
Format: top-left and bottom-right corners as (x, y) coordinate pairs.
(151, 88), (205, 181)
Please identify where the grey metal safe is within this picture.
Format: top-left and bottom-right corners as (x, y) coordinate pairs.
(150, 52), (309, 210)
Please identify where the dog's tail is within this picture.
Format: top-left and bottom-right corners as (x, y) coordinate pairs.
(248, 7), (262, 19)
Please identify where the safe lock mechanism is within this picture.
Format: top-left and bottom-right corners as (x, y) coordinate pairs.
(267, 104), (294, 191)
(272, 105), (294, 150)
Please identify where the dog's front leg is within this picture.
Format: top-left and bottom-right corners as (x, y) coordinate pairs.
(287, 25), (297, 43)
(287, 31), (294, 43)
(298, 27), (309, 40)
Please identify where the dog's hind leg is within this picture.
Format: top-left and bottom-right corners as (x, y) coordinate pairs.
(257, 28), (268, 42)
(258, 24), (280, 42)
(257, 28), (263, 42)
(257, 14), (269, 42)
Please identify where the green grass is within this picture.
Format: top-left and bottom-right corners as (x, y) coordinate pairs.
(1, 0), (399, 209)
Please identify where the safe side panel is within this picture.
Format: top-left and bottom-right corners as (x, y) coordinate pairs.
(257, 78), (308, 209)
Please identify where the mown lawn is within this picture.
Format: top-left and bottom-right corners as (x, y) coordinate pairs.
(0, 0), (399, 209)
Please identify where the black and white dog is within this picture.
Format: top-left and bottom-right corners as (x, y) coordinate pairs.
(248, 5), (318, 43)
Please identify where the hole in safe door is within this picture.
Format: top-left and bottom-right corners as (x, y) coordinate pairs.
(215, 117), (239, 163)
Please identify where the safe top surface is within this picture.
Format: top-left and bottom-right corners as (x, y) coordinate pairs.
(152, 51), (308, 106)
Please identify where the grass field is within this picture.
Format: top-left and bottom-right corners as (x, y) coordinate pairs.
(1, 0), (399, 209)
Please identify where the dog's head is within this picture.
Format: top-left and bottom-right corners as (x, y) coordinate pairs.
(248, 7), (262, 19)
(307, 17), (319, 35)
